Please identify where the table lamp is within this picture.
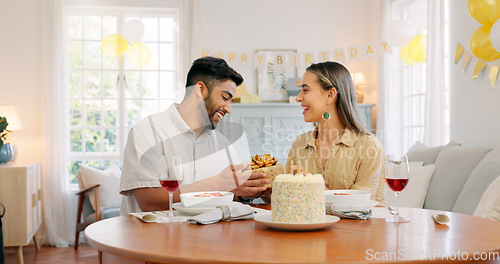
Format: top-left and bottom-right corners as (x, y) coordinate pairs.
(0, 105), (23, 163)
(352, 72), (367, 104)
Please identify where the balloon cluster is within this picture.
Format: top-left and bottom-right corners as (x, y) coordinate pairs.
(385, 0), (427, 65)
(468, 0), (500, 62)
(101, 20), (151, 67)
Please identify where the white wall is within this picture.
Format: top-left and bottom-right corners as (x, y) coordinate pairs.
(449, 0), (500, 147)
(199, 0), (381, 105)
(0, 0), (42, 164)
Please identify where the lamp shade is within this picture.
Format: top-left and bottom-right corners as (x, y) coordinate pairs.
(352, 72), (368, 88)
(0, 105), (23, 131)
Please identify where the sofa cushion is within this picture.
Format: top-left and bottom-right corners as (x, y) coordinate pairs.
(473, 175), (500, 222)
(385, 164), (436, 208)
(406, 141), (459, 165)
(453, 144), (500, 214)
(78, 163), (122, 211)
(423, 145), (490, 211)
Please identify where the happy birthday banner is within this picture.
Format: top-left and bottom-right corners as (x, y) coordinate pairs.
(199, 41), (392, 68)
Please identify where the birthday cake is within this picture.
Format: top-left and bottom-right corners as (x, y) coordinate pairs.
(271, 173), (325, 223)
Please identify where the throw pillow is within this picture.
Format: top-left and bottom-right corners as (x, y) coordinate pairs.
(406, 141), (459, 165)
(473, 175), (500, 222)
(78, 163), (122, 211)
(385, 164), (436, 208)
(453, 144), (500, 214)
(423, 145), (490, 211)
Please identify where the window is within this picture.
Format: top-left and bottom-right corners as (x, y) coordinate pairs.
(402, 63), (426, 149)
(393, 0), (428, 152)
(389, 0), (450, 154)
(66, 7), (180, 184)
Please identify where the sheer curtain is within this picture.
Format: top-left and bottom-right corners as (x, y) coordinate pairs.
(40, 0), (73, 246)
(377, 0), (405, 159)
(378, 0), (447, 158)
(180, 0), (202, 77)
(423, 0), (447, 146)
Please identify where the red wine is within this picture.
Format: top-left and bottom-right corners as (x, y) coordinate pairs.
(385, 178), (409, 192)
(160, 180), (182, 192)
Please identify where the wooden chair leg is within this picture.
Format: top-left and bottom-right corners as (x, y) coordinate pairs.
(33, 233), (41, 251)
(75, 193), (84, 250)
(74, 230), (80, 250)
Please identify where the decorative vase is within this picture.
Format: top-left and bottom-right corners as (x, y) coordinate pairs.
(0, 143), (13, 163)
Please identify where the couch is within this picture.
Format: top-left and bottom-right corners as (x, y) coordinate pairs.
(385, 141), (500, 222)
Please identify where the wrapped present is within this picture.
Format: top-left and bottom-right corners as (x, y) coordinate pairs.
(233, 84), (261, 104)
(233, 94), (261, 104)
(250, 154), (284, 188)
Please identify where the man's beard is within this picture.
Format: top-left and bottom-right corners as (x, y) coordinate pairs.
(204, 95), (219, 130)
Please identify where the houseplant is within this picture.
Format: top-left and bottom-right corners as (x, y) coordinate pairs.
(0, 116), (13, 163)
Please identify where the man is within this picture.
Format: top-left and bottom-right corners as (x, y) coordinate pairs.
(120, 57), (268, 214)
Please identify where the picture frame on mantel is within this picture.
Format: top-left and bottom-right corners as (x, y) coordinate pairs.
(256, 49), (298, 102)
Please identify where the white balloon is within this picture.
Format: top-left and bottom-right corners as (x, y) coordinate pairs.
(385, 20), (416, 47)
(123, 20), (145, 43)
(491, 19), (500, 52)
(407, 0), (427, 31)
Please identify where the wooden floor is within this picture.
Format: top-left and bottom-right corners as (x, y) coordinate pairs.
(4, 243), (99, 264)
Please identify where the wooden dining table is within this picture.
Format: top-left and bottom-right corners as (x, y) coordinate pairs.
(85, 205), (500, 264)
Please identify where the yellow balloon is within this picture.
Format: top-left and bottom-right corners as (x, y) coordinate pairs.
(470, 25), (500, 61)
(408, 34), (426, 63)
(468, 0), (500, 26)
(101, 34), (128, 58)
(126, 43), (151, 67)
(401, 45), (418, 65)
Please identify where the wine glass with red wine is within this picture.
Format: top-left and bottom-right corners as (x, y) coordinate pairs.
(158, 155), (184, 222)
(385, 155), (410, 223)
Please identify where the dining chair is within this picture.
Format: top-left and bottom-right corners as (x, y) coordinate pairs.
(74, 164), (121, 264)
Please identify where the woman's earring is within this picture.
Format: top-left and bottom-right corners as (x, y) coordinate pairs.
(322, 112), (331, 120)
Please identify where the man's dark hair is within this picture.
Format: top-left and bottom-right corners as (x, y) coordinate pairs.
(186, 57), (243, 90)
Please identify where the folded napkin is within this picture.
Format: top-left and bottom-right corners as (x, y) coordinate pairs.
(326, 205), (372, 220)
(130, 211), (171, 223)
(331, 210), (372, 220)
(186, 202), (255, 225)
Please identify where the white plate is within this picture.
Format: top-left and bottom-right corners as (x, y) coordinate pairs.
(172, 202), (239, 216)
(180, 191), (234, 208)
(324, 189), (371, 205)
(328, 200), (379, 212)
(254, 214), (340, 231)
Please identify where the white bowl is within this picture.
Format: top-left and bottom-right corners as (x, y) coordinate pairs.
(180, 191), (234, 208)
(324, 190), (371, 205)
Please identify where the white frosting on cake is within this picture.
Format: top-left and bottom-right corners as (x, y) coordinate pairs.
(272, 173), (325, 223)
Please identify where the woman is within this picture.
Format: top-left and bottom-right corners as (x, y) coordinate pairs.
(286, 61), (385, 203)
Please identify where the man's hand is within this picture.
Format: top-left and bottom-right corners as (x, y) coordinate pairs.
(231, 167), (268, 199)
(180, 163), (267, 196)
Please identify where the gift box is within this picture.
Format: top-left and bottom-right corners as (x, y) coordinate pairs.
(253, 164), (284, 188)
(233, 84), (262, 104)
(234, 95), (261, 104)
(250, 154), (284, 188)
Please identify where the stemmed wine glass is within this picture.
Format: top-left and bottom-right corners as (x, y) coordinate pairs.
(158, 155), (184, 222)
(385, 155), (410, 223)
